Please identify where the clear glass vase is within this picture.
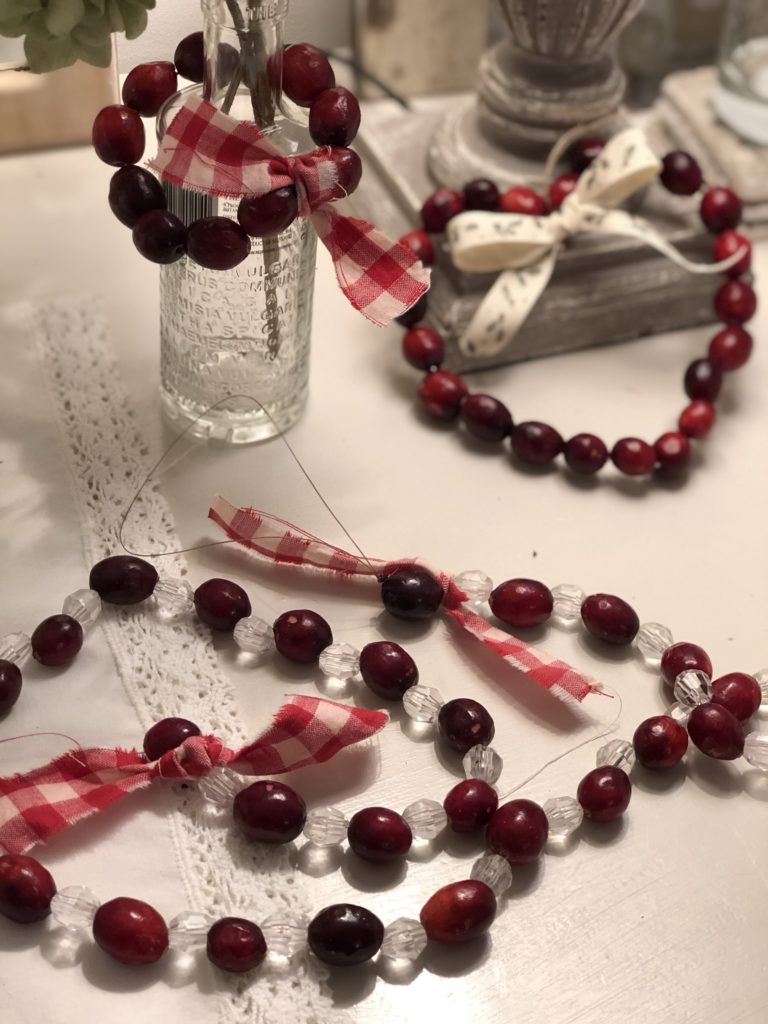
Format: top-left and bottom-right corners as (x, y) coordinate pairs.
(158, 0), (317, 443)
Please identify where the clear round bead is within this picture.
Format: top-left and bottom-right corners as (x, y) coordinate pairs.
(543, 796), (583, 841)
(453, 569), (494, 605)
(154, 577), (195, 620)
(596, 739), (636, 773)
(402, 685), (444, 723)
(673, 669), (713, 709)
(0, 632), (31, 664)
(667, 702), (691, 725)
(551, 584), (586, 628)
(754, 669), (768, 707)
(379, 917), (428, 961)
(470, 853), (513, 898)
(303, 806), (349, 846)
(197, 766), (243, 810)
(462, 744), (503, 785)
(261, 914), (307, 959)
(634, 622), (673, 666)
(168, 910), (212, 951)
(62, 589), (102, 630)
(233, 614), (275, 655)
(402, 798), (447, 840)
(318, 642), (361, 680)
(743, 733), (768, 771)
(51, 885), (100, 931)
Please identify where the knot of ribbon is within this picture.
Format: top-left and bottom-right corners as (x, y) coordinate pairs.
(150, 95), (430, 327)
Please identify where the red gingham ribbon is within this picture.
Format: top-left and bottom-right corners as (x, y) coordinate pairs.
(0, 695), (387, 856)
(150, 95), (430, 326)
(209, 496), (599, 703)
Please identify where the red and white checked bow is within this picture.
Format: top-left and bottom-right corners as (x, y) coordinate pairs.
(209, 496), (599, 703)
(0, 695), (387, 856)
(150, 95), (430, 326)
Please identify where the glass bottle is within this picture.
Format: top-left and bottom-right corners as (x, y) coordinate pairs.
(714, 0), (768, 145)
(158, 0), (317, 443)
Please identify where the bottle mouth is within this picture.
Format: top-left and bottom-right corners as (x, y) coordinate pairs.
(202, 0), (289, 25)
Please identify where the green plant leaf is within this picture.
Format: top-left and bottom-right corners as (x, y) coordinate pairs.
(45, 0), (86, 37)
(24, 26), (78, 71)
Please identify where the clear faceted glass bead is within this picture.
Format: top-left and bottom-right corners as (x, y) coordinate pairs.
(303, 806), (349, 846)
(453, 569), (494, 605)
(470, 853), (514, 898)
(154, 576), (195, 620)
(634, 622), (673, 666)
(551, 584), (586, 628)
(402, 798), (447, 839)
(168, 910), (212, 950)
(596, 739), (636, 773)
(0, 632), (31, 664)
(318, 642), (360, 680)
(743, 733), (768, 770)
(51, 885), (100, 931)
(233, 614), (275, 655)
(379, 917), (428, 961)
(261, 914), (307, 958)
(197, 766), (243, 809)
(667, 702), (691, 725)
(402, 685), (444, 723)
(462, 744), (503, 784)
(754, 669), (768, 707)
(62, 589), (102, 630)
(673, 669), (713, 709)
(543, 796), (583, 841)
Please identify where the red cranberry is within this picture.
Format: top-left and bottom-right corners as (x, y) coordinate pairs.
(89, 555), (158, 604)
(207, 917), (266, 973)
(464, 178), (500, 211)
(143, 717), (201, 760)
(678, 400), (716, 439)
(708, 326), (753, 371)
(714, 280), (757, 324)
(549, 172), (579, 210)
(654, 431), (691, 475)
(611, 437), (656, 476)
(347, 807), (412, 862)
(490, 578), (553, 628)
(486, 799), (548, 863)
(309, 86), (361, 147)
(499, 186), (548, 216)
(510, 421), (563, 466)
(0, 855), (56, 924)
(460, 394), (513, 442)
(577, 767), (632, 822)
(93, 897), (168, 965)
(632, 716), (688, 769)
(711, 672), (762, 722)
(712, 229), (752, 278)
(380, 566), (443, 621)
(398, 230), (436, 267)
(437, 698), (495, 755)
(238, 187), (298, 238)
(273, 609), (332, 663)
(132, 210), (186, 264)
(569, 137), (605, 173)
(308, 904), (383, 965)
(421, 188), (465, 233)
(688, 703), (744, 760)
(420, 880), (496, 944)
(418, 370), (468, 420)
(660, 642), (713, 686)
(443, 779), (498, 833)
(700, 186), (742, 233)
(233, 780), (307, 843)
(174, 32), (205, 83)
(109, 166), (166, 228)
(0, 660), (22, 716)
(92, 104), (145, 166)
(187, 217), (251, 271)
(581, 593), (639, 645)
(194, 578), (251, 632)
(122, 61), (178, 117)
(659, 151), (703, 195)
(330, 147), (362, 198)
(684, 358), (723, 402)
(359, 641), (418, 701)
(402, 326), (445, 370)
(396, 293), (428, 328)
(564, 433), (608, 475)
(282, 43), (335, 106)
(31, 614), (83, 667)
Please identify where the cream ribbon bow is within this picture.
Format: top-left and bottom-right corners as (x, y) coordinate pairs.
(447, 127), (743, 359)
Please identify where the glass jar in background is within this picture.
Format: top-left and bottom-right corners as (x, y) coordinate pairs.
(714, 0), (768, 145)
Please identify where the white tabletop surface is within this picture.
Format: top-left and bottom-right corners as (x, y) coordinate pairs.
(1, 138), (767, 1024)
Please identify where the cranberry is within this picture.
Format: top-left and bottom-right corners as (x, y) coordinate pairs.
(309, 86), (361, 147)
(421, 188), (465, 233)
(700, 186), (742, 233)
(330, 147), (362, 198)
(688, 703), (744, 760)
(678, 400), (716, 439)
(359, 641), (418, 701)
(460, 394), (513, 442)
(684, 359), (723, 402)
(632, 715), (689, 769)
(0, 855), (56, 924)
(233, 780), (307, 843)
(398, 230), (436, 267)
(308, 904), (383, 966)
(273, 609), (332, 663)
(499, 186), (548, 217)
(132, 210), (186, 264)
(711, 672), (762, 721)
(714, 280), (757, 324)
(654, 431), (691, 475)
(549, 172), (579, 210)
(577, 767), (631, 822)
(238, 187), (297, 238)
(122, 61), (178, 117)
(659, 151), (703, 195)
(487, 799), (548, 863)
(402, 326), (445, 370)
(194, 578), (251, 632)
(443, 779), (498, 833)
(569, 137), (605, 173)
(282, 43), (335, 106)
(93, 898), (168, 966)
(712, 229), (752, 278)
(380, 566), (443, 621)
(490, 578), (553, 628)
(510, 421), (563, 466)
(611, 437), (656, 476)
(174, 32), (205, 83)
(660, 642), (713, 686)
(31, 615), (83, 667)
(92, 104), (145, 166)
(89, 555), (159, 604)
(187, 217), (251, 271)
(143, 717), (201, 760)
(437, 698), (495, 755)
(0, 660), (22, 716)
(347, 807), (412, 862)
(464, 178), (500, 211)
(418, 370), (468, 420)
(581, 593), (639, 645)
(564, 433), (608, 475)
(207, 917), (266, 973)
(420, 880), (496, 944)
(708, 326), (753, 371)
(396, 293), (428, 328)
(108, 166), (166, 228)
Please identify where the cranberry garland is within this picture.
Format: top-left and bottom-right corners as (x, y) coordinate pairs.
(396, 141), (756, 481)
(92, 37), (362, 270)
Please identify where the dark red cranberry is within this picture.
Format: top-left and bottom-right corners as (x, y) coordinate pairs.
(510, 421), (563, 466)
(122, 61), (178, 117)
(108, 166), (166, 228)
(463, 178), (500, 211)
(460, 394), (513, 442)
(418, 370), (468, 420)
(398, 230), (436, 267)
(132, 210), (186, 264)
(577, 767), (632, 822)
(0, 660), (22, 716)
(0, 855), (56, 924)
(282, 43), (335, 106)
(396, 293), (428, 328)
(359, 641), (418, 701)
(347, 807), (412, 863)
(143, 717), (201, 760)
(569, 137), (605, 173)
(92, 104), (145, 166)
(490, 578), (553, 628)
(684, 359), (723, 402)
(31, 615), (83, 667)
(486, 799), (548, 863)
(421, 188), (465, 233)
(688, 703), (744, 760)
(659, 151), (703, 195)
(187, 217), (251, 271)
(380, 566), (443, 621)
(238, 187), (298, 238)
(308, 904), (383, 965)
(564, 433), (608, 474)
(330, 147), (362, 198)
(174, 32), (205, 83)
(443, 779), (498, 833)
(93, 897), (168, 965)
(711, 672), (762, 722)
(273, 609), (333, 663)
(549, 172), (579, 210)
(233, 781), (307, 843)
(611, 437), (656, 476)
(194, 578), (251, 632)
(420, 880), (496, 944)
(402, 326), (445, 370)
(678, 400), (716, 439)
(206, 917), (266, 973)
(89, 555), (159, 604)
(654, 431), (691, 475)
(437, 698), (495, 755)
(700, 186), (742, 233)
(309, 86), (361, 147)
(632, 715), (689, 769)
(581, 593), (639, 645)
(499, 186), (548, 216)
(712, 229), (752, 278)
(660, 642), (713, 687)
(714, 280), (757, 324)
(709, 326), (753, 371)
